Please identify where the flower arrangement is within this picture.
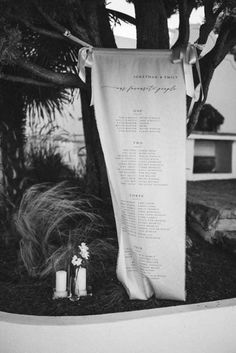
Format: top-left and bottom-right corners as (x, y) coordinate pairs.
(71, 242), (89, 269)
(15, 182), (118, 301)
(69, 242), (90, 300)
(15, 182), (101, 278)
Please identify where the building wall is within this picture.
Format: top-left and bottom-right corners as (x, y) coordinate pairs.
(186, 134), (236, 180)
(207, 55), (236, 133)
(170, 25), (236, 134)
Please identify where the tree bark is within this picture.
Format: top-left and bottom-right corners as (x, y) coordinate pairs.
(79, 0), (116, 199)
(134, 0), (169, 49)
(0, 82), (26, 203)
(80, 76), (110, 200)
(16, 59), (85, 88)
(172, 0), (194, 49)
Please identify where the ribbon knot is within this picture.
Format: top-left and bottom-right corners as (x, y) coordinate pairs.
(186, 44), (198, 65)
(172, 44), (197, 65)
(172, 44), (199, 96)
(172, 44), (203, 117)
(78, 47), (93, 82)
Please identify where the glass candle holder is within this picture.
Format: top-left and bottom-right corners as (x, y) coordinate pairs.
(68, 264), (80, 301)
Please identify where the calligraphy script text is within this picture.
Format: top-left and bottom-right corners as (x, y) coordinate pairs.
(101, 85), (176, 94)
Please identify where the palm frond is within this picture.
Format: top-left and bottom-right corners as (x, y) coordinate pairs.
(1, 0), (81, 122)
(107, 9), (136, 25)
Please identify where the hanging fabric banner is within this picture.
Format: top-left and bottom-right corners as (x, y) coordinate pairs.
(91, 49), (186, 301)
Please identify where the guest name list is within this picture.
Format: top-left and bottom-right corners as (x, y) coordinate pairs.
(92, 49), (186, 300)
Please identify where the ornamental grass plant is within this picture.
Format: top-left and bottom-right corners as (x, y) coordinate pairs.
(14, 182), (117, 283)
(24, 145), (80, 186)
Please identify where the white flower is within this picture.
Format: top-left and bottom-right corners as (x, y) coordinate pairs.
(79, 242), (89, 251)
(71, 255), (78, 265)
(71, 255), (82, 267)
(79, 242), (90, 260)
(81, 250), (89, 260)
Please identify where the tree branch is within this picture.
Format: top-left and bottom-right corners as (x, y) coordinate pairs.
(194, 1), (224, 56)
(200, 17), (236, 75)
(187, 16), (236, 135)
(187, 99), (205, 136)
(16, 58), (86, 89)
(0, 73), (57, 87)
(172, 0), (194, 49)
(31, 0), (92, 47)
(18, 18), (65, 41)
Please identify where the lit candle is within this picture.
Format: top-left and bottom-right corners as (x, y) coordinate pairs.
(56, 271), (67, 296)
(75, 267), (87, 296)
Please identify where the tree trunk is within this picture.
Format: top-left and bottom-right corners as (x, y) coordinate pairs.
(0, 82), (26, 203)
(80, 0), (171, 199)
(80, 76), (110, 200)
(134, 0), (169, 49)
(80, 0), (116, 199)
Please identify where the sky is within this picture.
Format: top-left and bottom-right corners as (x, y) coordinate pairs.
(106, 0), (205, 38)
